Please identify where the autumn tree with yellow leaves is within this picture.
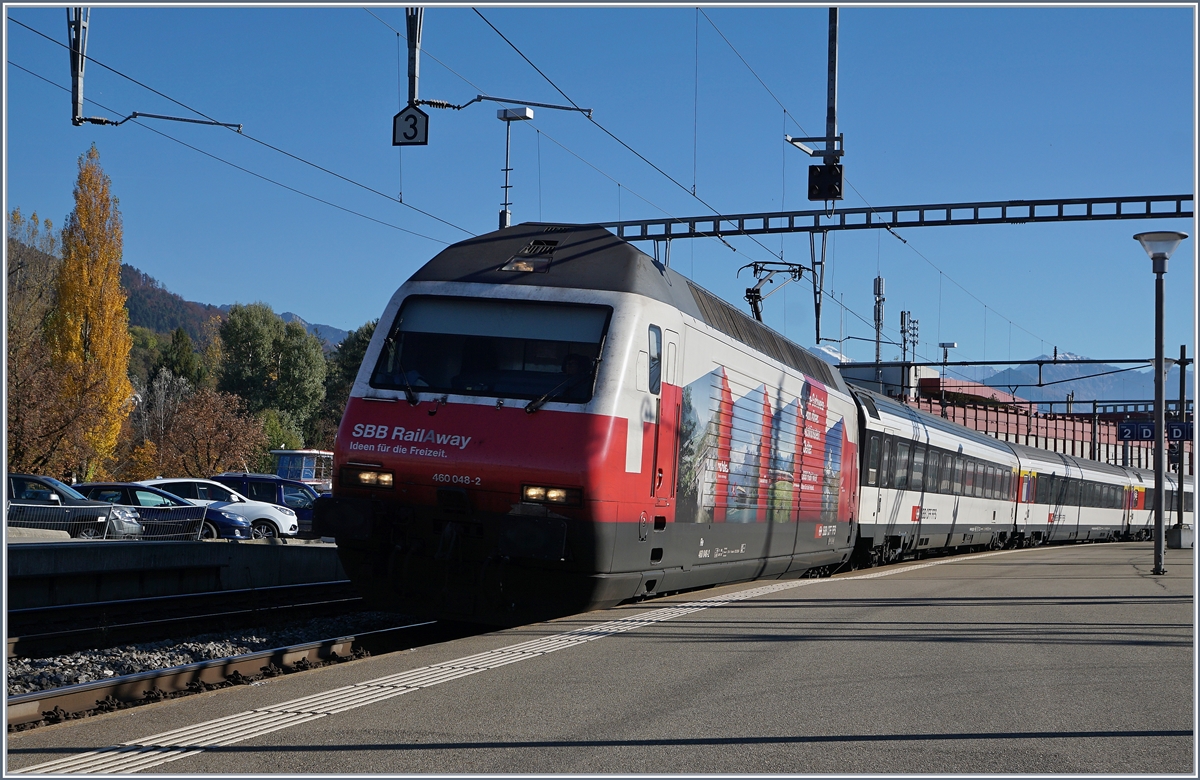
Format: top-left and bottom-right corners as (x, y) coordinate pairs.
(44, 145), (134, 479)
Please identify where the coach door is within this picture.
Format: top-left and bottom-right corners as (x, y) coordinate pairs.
(650, 327), (681, 507)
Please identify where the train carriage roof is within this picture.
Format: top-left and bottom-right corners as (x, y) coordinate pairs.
(409, 222), (846, 392)
(851, 385), (1018, 458)
(1008, 441), (1132, 480)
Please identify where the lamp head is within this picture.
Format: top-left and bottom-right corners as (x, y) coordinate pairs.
(1134, 231), (1188, 274)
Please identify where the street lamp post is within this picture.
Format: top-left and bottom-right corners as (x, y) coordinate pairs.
(498, 107), (534, 229)
(1133, 230), (1188, 576)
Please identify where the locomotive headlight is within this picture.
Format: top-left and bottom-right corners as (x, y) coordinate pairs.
(343, 468), (395, 489)
(522, 485), (582, 505)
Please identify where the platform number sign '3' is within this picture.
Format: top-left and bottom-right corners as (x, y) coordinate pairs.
(393, 105), (429, 146)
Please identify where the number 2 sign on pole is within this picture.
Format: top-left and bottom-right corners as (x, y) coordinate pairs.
(393, 104), (429, 146)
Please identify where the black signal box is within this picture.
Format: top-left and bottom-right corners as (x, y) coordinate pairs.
(808, 164), (844, 201)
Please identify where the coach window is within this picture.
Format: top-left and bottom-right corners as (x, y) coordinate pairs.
(963, 461), (976, 497)
(893, 440), (911, 490)
(865, 434), (881, 486)
(986, 466), (998, 499)
(925, 450), (940, 494)
(911, 446), (926, 493)
(951, 457), (964, 495)
(940, 453), (953, 494)
(1067, 479), (1080, 507)
(647, 326), (662, 395)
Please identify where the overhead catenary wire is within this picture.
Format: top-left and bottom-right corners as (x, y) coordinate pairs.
(473, 8), (795, 262)
(699, 9), (1058, 356)
(9, 60), (449, 245)
(361, 7), (765, 264)
(10, 16), (472, 238)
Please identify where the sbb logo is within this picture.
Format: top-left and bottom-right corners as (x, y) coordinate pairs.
(353, 424), (390, 439)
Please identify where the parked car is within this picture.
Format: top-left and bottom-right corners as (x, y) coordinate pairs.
(6, 474), (142, 539)
(210, 473), (319, 536)
(137, 478), (298, 539)
(76, 482), (253, 541)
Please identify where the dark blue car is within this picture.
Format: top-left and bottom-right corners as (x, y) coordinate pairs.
(76, 482), (253, 540)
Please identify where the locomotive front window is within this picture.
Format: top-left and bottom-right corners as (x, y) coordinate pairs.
(371, 296), (611, 403)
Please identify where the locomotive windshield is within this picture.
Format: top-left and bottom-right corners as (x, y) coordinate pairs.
(370, 296), (611, 402)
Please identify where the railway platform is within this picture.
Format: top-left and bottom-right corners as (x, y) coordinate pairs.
(5, 541), (1192, 774)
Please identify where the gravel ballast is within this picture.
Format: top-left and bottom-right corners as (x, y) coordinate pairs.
(6, 611), (410, 696)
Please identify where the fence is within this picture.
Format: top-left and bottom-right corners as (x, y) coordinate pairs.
(904, 396), (1194, 475)
(6, 502), (205, 541)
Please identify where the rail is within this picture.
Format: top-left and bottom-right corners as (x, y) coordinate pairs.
(7, 621), (482, 730)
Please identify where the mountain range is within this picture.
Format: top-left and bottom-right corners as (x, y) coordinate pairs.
(121, 264), (349, 350)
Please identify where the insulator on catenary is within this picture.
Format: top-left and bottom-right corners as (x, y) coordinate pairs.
(419, 99), (461, 110)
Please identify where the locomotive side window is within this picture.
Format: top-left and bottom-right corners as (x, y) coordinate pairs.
(865, 434), (881, 486)
(370, 296), (611, 403)
(648, 325), (662, 395)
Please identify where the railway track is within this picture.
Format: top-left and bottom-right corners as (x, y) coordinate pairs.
(7, 581), (365, 659)
(7, 620), (482, 731)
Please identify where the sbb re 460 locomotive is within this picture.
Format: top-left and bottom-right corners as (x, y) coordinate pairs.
(316, 224), (1192, 625)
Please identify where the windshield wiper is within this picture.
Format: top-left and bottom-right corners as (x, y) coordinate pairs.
(385, 338), (420, 405)
(524, 359), (597, 414)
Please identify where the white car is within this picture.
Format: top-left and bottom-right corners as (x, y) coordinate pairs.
(138, 478), (299, 539)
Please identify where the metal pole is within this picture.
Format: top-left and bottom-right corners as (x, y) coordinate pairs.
(824, 7), (838, 165)
(1152, 264), (1166, 574)
(406, 8), (423, 106)
(67, 8), (89, 126)
(874, 276), (884, 392)
(500, 120), (512, 230)
(1177, 344), (1186, 527)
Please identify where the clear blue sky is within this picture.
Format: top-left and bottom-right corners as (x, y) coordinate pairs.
(4, 5), (1196, 370)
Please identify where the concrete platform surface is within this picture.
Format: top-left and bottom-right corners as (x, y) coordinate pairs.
(5, 542), (1193, 775)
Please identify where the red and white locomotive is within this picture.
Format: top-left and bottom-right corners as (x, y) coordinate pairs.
(317, 223), (1192, 624)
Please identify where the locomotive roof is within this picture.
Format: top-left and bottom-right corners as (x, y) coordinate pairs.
(410, 222), (846, 392)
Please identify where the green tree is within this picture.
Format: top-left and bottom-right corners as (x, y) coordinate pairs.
(218, 302), (283, 412)
(218, 302), (326, 436)
(275, 321), (326, 424)
(127, 326), (163, 386)
(256, 408), (304, 472)
(44, 145), (134, 479)
(310, 319), (376, 449)
(160, 326), (204, 386)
